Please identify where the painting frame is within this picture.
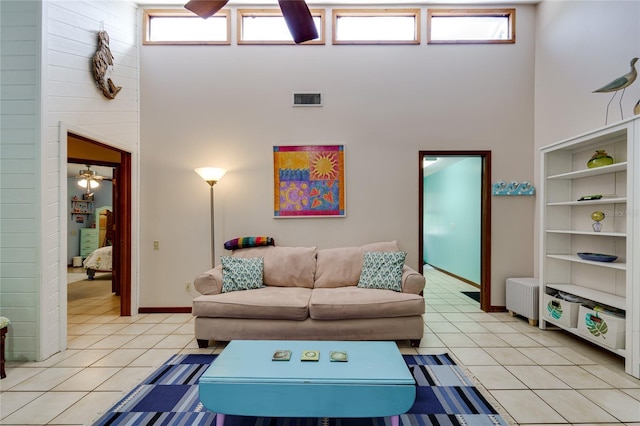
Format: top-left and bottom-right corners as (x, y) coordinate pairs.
(273, 144), (346, 218)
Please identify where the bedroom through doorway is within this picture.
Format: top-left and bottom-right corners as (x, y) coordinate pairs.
(66, 131), (132, 322)
(66, 161), (119, 318)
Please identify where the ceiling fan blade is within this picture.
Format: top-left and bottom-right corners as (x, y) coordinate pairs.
(278, 0), (318, 44)
(185, 0), (229, 19)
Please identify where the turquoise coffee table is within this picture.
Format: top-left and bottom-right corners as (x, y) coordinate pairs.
(199, 340), (416, 426)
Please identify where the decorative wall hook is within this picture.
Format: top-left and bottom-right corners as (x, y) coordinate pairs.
(492, 180), (535, 196)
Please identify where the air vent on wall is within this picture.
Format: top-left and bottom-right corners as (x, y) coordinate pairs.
(293, 92), (322, 106)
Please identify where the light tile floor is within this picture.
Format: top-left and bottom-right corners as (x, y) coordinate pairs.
(1, 268), (639, 425)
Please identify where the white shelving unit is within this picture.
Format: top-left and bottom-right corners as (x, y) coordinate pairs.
(539, 117), (639, 378)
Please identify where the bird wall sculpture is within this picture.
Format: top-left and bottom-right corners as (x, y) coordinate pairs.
(593, 57), (638, 124)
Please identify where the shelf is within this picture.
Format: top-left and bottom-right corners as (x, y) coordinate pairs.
(71, 199), (94, 215)
(546, 229), (626, 237)
(541, 117), (638, 378)
(547, 162), (627, 180)
(546, 283), (626, 310)
(546, 254), (626, 270)
(547, 197), (627, 206)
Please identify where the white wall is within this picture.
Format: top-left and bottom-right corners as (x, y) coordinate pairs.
(139, 4), (536, 308)
(0, 0), (42, 362)
(535, 1), (640, 145)
(41, 0), (139, 360)
(534, 1), (640, 271)
(0, 0), (140, 361)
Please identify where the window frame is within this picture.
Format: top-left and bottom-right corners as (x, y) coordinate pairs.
(427, 8), (516, 45)
(237, 8), (325, 45)
(332, 8), (421, 45)
(142, 9), (231, 46)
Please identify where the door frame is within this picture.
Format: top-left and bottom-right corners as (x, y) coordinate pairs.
(61, 125), (132, 317)
(418, 150), (493, 312)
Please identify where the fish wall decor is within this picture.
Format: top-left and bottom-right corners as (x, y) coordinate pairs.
(92, 30), (121, 100)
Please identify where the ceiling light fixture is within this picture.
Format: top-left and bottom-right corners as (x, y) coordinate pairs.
(78, 178), (100, 189)
(75, 165), (107, 195)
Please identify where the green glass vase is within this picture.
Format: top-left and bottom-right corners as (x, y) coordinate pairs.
(587, 150), (614, 168)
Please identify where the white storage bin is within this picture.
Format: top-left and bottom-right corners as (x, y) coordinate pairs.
(542, 294), (580, 328)
(577, 306), (625, 349)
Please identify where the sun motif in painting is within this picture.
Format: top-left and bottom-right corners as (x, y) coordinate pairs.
(310, 151), (339, 180)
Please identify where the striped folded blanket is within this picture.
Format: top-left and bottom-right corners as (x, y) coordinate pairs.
(224, 236), (275, 251)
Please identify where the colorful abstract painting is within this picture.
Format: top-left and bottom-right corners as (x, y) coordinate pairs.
(273, 145), (345, 217)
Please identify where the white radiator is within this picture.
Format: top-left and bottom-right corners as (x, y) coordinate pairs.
(506, 277), (539, 325)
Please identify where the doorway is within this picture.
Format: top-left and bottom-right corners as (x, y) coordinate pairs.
(418, 151), (492, 312)
(67, 132), (132, 316)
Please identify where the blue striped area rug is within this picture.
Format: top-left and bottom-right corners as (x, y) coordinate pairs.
(93, 353), (507, 426)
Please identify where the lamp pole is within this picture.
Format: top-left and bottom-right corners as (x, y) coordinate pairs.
(194, 167), (226, 269)
(207, 180), (216, 269)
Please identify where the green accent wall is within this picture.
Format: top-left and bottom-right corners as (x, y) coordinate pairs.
(423, 157), (481, 284)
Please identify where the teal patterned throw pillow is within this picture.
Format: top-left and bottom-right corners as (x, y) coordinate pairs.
(357, 251), (406, 292)
(221, 256), (264, 293)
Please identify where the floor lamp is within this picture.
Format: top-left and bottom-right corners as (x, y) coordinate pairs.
(195, 167), (227, 268)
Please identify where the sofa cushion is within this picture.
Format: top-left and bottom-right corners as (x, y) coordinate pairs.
(314, 241), (399, 288)
(193, 287), (312, 320)
(357, 251), (406, 292)
(231, 246), (317, 288)
(221, 256), (264, 293)
(309, 287), (424, 320)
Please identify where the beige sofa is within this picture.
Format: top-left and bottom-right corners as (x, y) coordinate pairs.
(192, 241), (425, 347)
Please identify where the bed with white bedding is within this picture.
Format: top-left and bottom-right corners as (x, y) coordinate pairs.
(83, 245), (113, 279)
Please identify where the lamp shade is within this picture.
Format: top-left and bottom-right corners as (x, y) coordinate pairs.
(195, 167), (227, 184)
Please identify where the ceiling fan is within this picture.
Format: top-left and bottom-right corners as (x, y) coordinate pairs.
(184, 0), (318, 44)
(75, 165), (110, 195)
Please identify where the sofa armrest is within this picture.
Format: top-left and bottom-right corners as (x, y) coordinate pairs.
(194, 266), (223, 295)
(402, 265), (425, 294)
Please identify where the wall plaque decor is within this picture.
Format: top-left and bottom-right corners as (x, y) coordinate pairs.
(273, 145), (345, 217)
(92, 30), (122, 100)
(492, 180), (535, 196)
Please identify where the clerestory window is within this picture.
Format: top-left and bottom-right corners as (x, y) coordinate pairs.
(427, 9), (515, 44)
(238, 9), (325, 45)
(143, 9), (231, 45)
(332, 9), (420, 45)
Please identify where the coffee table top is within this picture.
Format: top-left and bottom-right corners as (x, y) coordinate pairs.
(200, 340), (414, 385)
